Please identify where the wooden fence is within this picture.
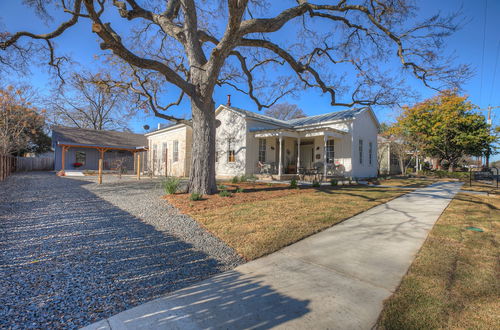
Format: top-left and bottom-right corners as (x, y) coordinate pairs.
(0, 155), (16, 181)
(15, 157), (54, 172)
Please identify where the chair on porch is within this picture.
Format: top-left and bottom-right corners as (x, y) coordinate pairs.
(257, 161), (276, 175)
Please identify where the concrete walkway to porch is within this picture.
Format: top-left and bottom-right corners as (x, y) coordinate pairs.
(84, 182), (462, 330)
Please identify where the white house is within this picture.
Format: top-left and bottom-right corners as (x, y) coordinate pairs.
(145, 105), (380, 179)
(144, 123), (192, 177)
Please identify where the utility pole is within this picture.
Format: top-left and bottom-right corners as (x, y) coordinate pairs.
(478, 105), (500, 167)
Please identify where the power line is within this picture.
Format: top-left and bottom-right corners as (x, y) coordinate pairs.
(479, 0), (488, 103)
(488, 40), (500, 105)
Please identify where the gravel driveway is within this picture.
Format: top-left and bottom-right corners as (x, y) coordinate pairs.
(0, 172), (242, 329)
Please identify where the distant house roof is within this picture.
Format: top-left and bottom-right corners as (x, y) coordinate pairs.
(223, 105), (369, 129)
(52, 126), (148, 150)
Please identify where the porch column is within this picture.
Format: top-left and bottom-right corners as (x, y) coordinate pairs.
(296, 137), (301, 174)
(323, 134), (328, 179)
(278, 133), (283, 177)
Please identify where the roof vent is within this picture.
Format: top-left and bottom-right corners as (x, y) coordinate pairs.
(157, 123), (161, 130)
(227, 94), (231, 107)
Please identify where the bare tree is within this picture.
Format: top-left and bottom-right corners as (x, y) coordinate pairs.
(47, 71), (133, 130)
(0, 85), (49, 155)
(0, 0), (471, 193)
(264, 103), (306, 121)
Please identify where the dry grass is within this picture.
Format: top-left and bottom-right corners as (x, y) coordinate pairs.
(378, 192), (500, 329)
(460, 180), (499, 195)
(375, 177), (443, 188)
(174, 185), (410, 260)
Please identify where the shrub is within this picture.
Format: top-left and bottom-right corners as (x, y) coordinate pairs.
(348, 178), (352, 185)
(231, 176), (239, 183)
(189, 192), (203, 201)
(217, 184), (227, 190)
(219, 190), (232, 197)
(290, 178), (298, 189)
(312, 180), (320, 187)
(162, 176), (181, 194)
(330, 179), (338, 186)
(236, 187), (244, 193)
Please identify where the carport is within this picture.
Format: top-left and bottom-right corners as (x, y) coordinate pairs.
(58, 142), (147, 184)
(52, 126), (149, 184)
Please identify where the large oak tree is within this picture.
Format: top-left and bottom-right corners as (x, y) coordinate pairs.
(1, 0), (470, 193)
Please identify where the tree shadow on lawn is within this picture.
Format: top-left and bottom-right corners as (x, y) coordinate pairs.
(0, 173), (308, 329)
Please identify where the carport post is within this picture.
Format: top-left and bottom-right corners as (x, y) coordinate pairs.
(61, 145), (69, 175)
(98, 148), (105, 184)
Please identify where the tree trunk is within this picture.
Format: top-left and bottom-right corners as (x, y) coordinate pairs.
(188, 99), (217, 194)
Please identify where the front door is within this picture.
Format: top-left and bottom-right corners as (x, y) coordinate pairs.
(300, 144), (314, 169)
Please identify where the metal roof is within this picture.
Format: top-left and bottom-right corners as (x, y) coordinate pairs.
(226, 106), (368, 128)
(225, 106), (291, 127)
(287, 107), (367, 127)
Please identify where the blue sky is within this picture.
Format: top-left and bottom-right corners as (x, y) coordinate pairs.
(1, 0), (499, 159)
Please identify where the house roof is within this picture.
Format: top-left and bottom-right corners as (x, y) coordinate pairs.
(221, 106), (291, 127)
(223, 105), (369, 129)
(52, 126), (148, 149)
(287, 107), (368, 127)
(144, 122), (190, 136)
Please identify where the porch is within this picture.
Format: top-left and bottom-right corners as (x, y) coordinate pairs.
(251, 127), (351, 181)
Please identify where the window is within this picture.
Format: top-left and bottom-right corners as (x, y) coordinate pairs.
(326, 139), (334, 163)
(228, 139), (235, 162)
(258, 139), (266, 162)
(75, 151), (86, 164)
(162, 142), (168, 161)
(369, 141), (373, 165)
(173, 140), (179, 162)
(359, 139), (363, 164)
(152, 144), (158, 165)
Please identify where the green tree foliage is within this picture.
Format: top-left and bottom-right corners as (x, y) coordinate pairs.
(393, 92), (494, 170)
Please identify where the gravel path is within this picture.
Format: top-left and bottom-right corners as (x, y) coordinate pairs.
(0, 172), (242, 329)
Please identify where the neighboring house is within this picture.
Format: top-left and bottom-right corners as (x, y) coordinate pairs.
(377, 135), (402, 175)
(146, 105), (380, 179)
(144, 123), (193, 177)
(52, 126), (148, 173)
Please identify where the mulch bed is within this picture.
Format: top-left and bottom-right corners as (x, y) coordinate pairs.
(164, 181), (305, 215)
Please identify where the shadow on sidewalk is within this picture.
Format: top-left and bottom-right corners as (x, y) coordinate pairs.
(105, 270), (311, 329)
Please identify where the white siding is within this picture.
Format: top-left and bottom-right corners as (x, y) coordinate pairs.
(146, 125), (190, 177)
(350, 110), (378, 178)
(215, 108), (248, 177)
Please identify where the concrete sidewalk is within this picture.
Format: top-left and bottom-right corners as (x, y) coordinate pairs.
(84, 182), (462, 330)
